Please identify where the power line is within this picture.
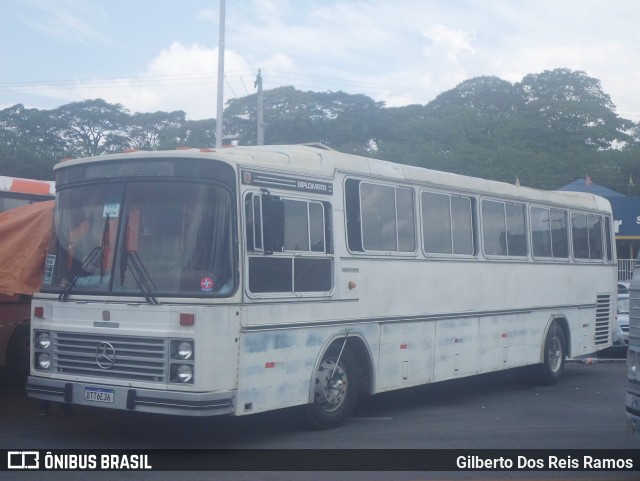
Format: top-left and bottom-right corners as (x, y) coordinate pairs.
(0, 69), (441, 103)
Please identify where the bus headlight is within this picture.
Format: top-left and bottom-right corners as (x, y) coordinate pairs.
(171, 364), (194, 383)
(170, 339), (194, 383)
(37, 353), (51, 370)
(34, 330), (52, 371)
(36, 331), (51, 349)
(177, 341), (193, 360)
(171, 339), (194, 360)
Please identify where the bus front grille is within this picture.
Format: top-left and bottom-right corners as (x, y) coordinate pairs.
(52, 332), (167, 383)
(594, 294), (612, 346)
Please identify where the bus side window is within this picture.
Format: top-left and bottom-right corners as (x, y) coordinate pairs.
(571, 213), (588, 259)
(245, 193), (265, 252)
(605, 216), (613, 262)
(482, 200), (528, 257)
(262, 195), (284, 253)
(531, 207), (552, 258)
(550, 209), (569, 259)
(587, 214), (603, 260)
(245, 193), (285, 253)
(422, 191), (474, 256)
(571, 212), (604, 260)
(345, 179), (363, 252)
(246, 192), (333, 294)
(345, 178), (416, 254)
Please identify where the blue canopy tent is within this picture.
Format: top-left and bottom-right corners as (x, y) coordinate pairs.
(558, 176), (625, 198)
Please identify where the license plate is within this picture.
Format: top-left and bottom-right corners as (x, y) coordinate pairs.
(84, 387), (114, 403)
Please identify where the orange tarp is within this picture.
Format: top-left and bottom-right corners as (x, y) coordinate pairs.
(0, 200), (54, 296)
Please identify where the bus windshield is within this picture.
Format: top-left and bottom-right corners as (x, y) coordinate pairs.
(42, 180), (235, 298)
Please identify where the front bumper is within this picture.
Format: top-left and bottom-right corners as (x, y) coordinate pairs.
(26, 376), (236, 417)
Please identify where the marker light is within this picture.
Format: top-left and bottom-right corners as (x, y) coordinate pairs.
(180, 313), (195, 326)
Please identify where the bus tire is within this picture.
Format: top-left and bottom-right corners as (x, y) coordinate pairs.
(305, 345), (359, 429)
(6, 323), (30, 387)
(539, 325), (566, 385)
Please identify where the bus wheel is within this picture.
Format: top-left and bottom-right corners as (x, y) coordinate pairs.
(305, 346), (359, 429)
(6, 324), (30, 387)
(539, 325), (566, 385)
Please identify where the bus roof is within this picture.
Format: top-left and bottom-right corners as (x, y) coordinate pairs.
(53, 145), (612, 213)
(0, 175), (55, 196)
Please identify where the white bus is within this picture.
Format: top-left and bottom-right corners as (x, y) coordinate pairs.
(26, 145), (616, 427)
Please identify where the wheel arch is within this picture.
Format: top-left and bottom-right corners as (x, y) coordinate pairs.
(308, 330), (375, 403)
(541, 315), (570, 360)
(1, 318), (29, 367)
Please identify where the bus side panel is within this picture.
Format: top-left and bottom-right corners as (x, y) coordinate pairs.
(567, 304), (609, 358)
(377, 321), (435, 391)
(235, 323), (378, 416)
(478, 312), (539, 372)
(433, 317), (480, 381)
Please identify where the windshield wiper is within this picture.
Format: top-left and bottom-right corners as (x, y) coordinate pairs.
(119, 211), (159, 305)
(121, 250), (159, 305)
(59, 215), (111, 301)
(58, 246), (103, 301)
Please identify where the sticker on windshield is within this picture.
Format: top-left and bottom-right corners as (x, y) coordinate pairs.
(200, 276), (214, 292)
(42, 254), (56, 285)
(103, 203), (120, 218)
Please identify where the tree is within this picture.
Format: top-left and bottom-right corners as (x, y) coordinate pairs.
(517, 68), (631, 150)
(1, 70), (638, 192)
(375, 78), (527, 181)
(127, 110), (186, 150)
(51, 99), (130, 157)
(0, 104), (65, 179)
(373, 69), (636, 190)
(224, 86), (384, 152)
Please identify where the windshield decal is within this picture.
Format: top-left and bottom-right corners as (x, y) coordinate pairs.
(103, 203), (120, 218)
(200, 276), (214, 293)
(42, 254), (56, 285)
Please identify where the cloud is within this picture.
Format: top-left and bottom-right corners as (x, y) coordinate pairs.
(195, 8), (218, 25)
(104, 42), (252, 119)
(17, 0), (111, 45)
(422, 25), (477, 62)
(23, 42), (254, 120)
(4, 0), (640, 122)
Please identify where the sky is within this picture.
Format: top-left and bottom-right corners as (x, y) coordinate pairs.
(1, 0), (640, 122)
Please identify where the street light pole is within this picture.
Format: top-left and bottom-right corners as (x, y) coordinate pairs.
(255, 69), (264, 145)
(215, 0), (226, 148)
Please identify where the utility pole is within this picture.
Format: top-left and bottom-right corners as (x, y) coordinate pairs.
(255, 69), (264, 145)
(215, 0), (226, 148)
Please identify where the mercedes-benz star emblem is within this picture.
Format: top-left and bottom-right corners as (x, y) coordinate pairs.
(95, 342), (116, 369)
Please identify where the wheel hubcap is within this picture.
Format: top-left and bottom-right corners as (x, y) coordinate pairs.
(313, 358), (348, 413)
(548, 336), (562, 372)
